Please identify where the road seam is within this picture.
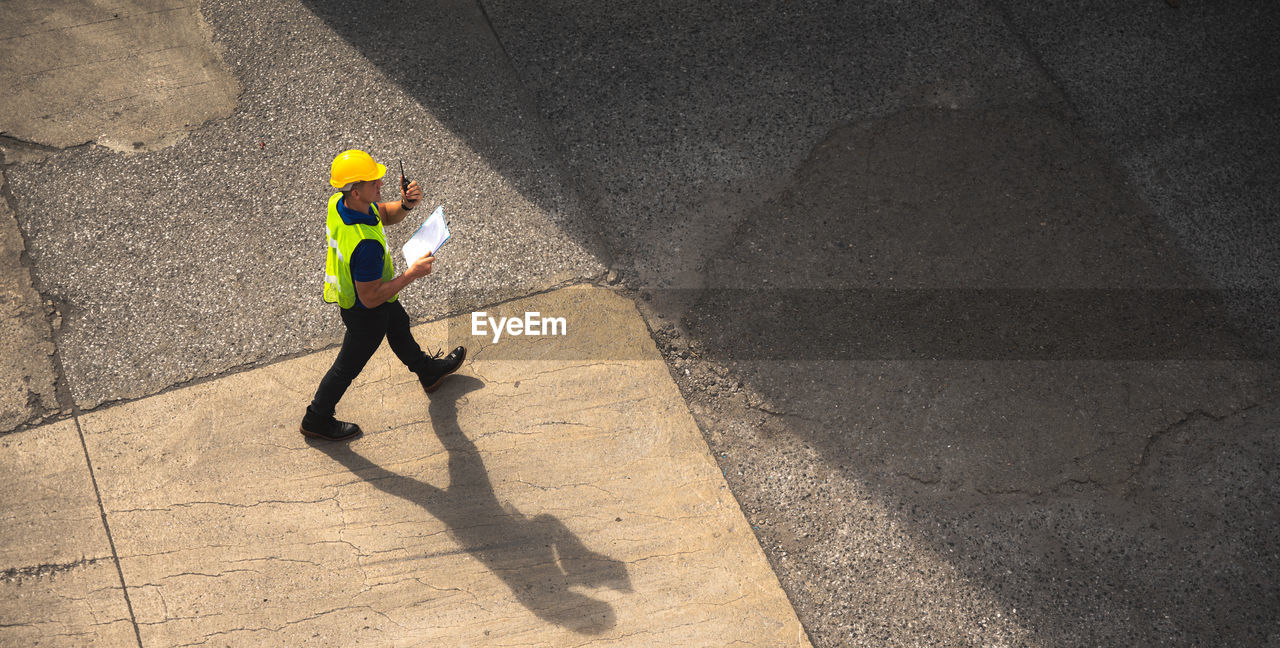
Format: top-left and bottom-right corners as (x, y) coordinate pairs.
(71, 412), (144, 648)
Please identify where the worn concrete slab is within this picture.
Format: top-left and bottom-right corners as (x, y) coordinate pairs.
(0, 561), (137, 647)
(0, 420), (135, 646)
(0, 420), (109, 575)
(0, 0), (239, 152)
(76, 285), (808, 647)
(6, 0), (604, 411)
(0, 169), (60, 431)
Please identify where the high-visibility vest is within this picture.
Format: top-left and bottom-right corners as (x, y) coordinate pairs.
(323, 193), (397, 308)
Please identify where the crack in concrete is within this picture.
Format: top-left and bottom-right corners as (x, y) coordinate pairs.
(365, 417), (436, 437)
(137, 612), (224, 628)
(0, 556), (109, 583)
(1129, 405), (1245, 478)
(473, 361), (635, 387)
(0, 134), (76, 155)
(111, 496), (337, 514)
(627, 548), (706, 565)
(409, 576), (490, 613)
(889, 399), (1274, 499)
(0, 618), (127, 631)
(331, 491), (376, 602)
(134, 568), (263, 588)
(247, 439), (298, 452)
(168, 602), (395, 647)
(132, 583), (172, 625)
(508, 478), (617, 498)
(472, 427), (539, 443)
(529, 420), (599, 429)
(227, 556), (323, 568)
(124, 544), (238, 560)
(972, 477), (1107, 498)
(606, 507), (709, 525)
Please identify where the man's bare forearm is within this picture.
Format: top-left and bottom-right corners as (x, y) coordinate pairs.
(356, 271), (419, 308)
(380, 201), (412, 226)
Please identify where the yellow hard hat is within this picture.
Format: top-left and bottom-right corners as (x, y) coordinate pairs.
(329, 149), (387, 190)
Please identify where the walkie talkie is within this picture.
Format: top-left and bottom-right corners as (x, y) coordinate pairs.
(399, 159), (409, 193)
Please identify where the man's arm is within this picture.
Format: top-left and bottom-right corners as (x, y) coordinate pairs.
(355, 253), (434, 309)
(378, 201), (412, 226)
(377, 179), (424, 226)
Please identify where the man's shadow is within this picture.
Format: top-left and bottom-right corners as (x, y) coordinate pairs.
(308, 375), (631, 634)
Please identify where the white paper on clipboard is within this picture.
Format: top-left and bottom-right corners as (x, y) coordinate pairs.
(401, 205), (450, 265)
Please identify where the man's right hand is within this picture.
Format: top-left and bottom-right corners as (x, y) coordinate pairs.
(355, 252), (435, 308)
(409, 253), (434, 278)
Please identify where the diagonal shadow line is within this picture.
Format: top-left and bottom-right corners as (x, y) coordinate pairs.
(309, 375), (632, 635)
(294, 0), (603, 257)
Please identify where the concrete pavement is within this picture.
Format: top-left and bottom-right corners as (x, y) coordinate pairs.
(2, 285), (810, 647)
(0, 420), (136, 646)
(0, 0), (238, 153)
(0, 169), (60, 431)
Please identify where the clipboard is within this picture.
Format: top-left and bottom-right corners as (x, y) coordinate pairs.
(402, 205), (450, 265)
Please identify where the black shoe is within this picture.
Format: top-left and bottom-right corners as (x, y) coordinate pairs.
(299, 408), (362, 441)
(418, 346), (467, 393)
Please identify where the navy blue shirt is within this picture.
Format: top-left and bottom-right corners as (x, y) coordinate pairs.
(335, 197), (386, 310)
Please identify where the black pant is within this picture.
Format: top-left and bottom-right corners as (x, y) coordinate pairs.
(310, 300), (428, 417)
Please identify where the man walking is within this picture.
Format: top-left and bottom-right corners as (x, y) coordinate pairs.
(301, 149), (466, 441)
